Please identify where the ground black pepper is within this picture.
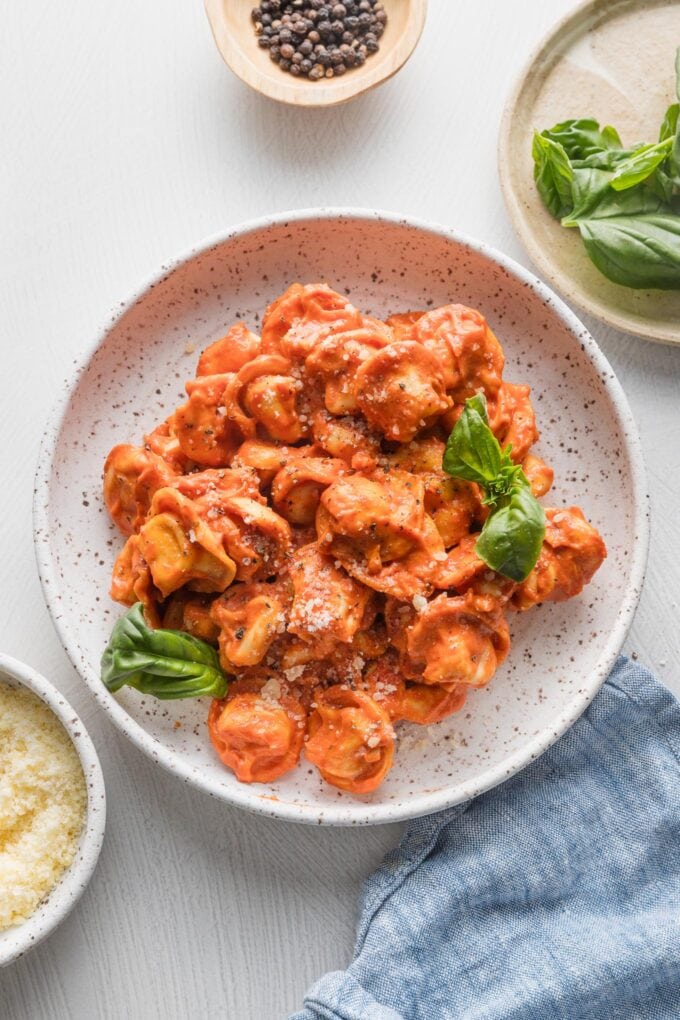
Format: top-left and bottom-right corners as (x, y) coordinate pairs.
(251, 0), (387, 80)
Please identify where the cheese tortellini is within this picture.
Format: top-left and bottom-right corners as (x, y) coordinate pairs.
(104, 283), (606, 794)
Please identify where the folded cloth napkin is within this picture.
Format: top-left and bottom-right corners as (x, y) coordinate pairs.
(291, 657), (680, 1020)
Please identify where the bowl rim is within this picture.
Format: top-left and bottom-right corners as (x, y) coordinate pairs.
(204, 0), (428, 108)
(33, 207), (649, 826)
(0, 653), (106, 966)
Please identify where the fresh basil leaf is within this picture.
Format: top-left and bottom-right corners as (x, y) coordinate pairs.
(475, 483), (546, 583)
(664, 49), (680, 183)
(659, 103), (679, 142)
(442, 395), (503, 486)
(562, 168), (615, 223)
(571, 147), (636, 171)
(648, 166), (676, 204)
(609, 138), (674, 191)
(563, 171), (666, 226)
(532, 131), (574, 219)
(578, 212), (680, 289)
(102, 602), (227, 700)
(540, 118), (622, 160)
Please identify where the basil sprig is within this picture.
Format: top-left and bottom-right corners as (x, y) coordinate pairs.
(101, 602), (227, 700)
(443, 396), (545, 582)
(531, 48), (680, 290)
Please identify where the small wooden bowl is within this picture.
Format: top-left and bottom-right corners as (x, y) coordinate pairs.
(204, 0), (428, 107)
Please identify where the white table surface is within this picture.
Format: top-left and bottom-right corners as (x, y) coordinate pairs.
(1, 1), (679, 1016)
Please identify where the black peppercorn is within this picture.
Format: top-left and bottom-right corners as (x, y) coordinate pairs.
(250, 0), (386, 79)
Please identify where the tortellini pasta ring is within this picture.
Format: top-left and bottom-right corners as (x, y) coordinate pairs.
(208, 675), (306, 784)
(305, 686), (395, 794)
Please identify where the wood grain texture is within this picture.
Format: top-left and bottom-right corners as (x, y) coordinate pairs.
(0, 0), (678, 1017)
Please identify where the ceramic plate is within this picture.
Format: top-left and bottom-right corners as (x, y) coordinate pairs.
(499, 0), (680, 345)
(34, 210), (648, 826)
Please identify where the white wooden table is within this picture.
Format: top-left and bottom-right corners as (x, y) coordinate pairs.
(1, 1), (679, 1016)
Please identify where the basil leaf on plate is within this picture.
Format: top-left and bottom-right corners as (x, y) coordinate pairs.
(442, 394), (502, 486)
(475, 484), (546, 584)
(578, 212), (680, 289)
(443, 397), (546, 582)
(532, 132), (574, 219)
(101, 602), (227, 700)
(659, 103), (679, 143)
(563, 171), (665, 226)
(609, 138), (674, 191)
(539, 118), (622, 161)
(562, 168), (615, 223)
(532, 49), (680, 290)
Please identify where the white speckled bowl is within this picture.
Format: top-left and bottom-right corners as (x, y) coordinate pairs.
(34, 210), (648, 826)
(0, 654), (106, 966)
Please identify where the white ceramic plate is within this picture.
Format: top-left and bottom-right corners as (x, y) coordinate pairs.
(0, 655), (106, 966)
(34, 210), (648, 826)
(499, 0), (680, 345)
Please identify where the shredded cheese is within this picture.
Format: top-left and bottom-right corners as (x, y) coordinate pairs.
(0, 683), (87, 931)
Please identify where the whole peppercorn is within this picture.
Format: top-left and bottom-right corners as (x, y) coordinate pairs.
(250, 0), (386, 79)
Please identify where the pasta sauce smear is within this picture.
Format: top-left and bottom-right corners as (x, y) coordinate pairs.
(103, 284), (606, 794)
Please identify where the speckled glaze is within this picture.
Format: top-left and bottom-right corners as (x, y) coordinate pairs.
(33, 210), (648, 826)
(0, 654), (106, 966)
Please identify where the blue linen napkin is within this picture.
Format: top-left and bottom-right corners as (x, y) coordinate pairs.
(291, 657), (680, 1020)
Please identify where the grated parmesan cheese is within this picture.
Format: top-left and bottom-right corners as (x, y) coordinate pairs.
(0, 683), (87, 931)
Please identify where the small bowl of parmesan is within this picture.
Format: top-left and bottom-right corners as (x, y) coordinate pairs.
(0, 654), (105, 966)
